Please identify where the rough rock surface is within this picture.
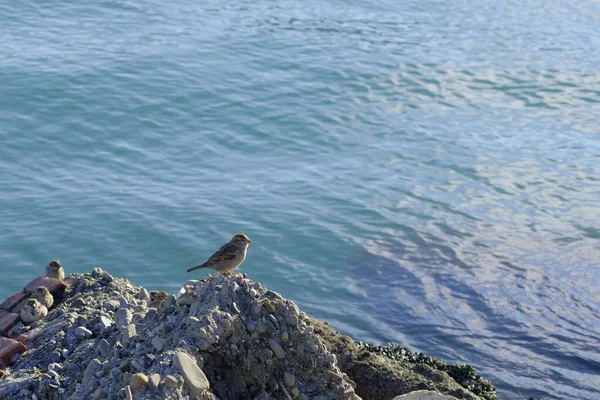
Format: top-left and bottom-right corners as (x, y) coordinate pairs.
(310, 319), (496, 400)
(0, 268), (496, 400)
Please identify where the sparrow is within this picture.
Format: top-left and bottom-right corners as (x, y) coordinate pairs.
(46, 260), (65, 280)
(21, 298), (48, 324)
(148, 291), (169, 308)
(187, 233), (253, 274)
(32, 286), (54, 309)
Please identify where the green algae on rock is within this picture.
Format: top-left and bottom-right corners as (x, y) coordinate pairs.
(308, 319), (496, 400)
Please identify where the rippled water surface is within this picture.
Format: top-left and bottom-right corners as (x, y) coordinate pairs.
(1, 1), (600, 399)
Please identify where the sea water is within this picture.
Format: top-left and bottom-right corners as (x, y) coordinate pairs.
(1, 1), (599, 398)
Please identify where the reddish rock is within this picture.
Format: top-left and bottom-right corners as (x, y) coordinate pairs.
(23, 276), (66, 294)
(0, 292), (28, 312)
(8, 324), (43, 346)
(0, 337), (26, 366)
(0, 311), (20, 335)
(11, 298), (29, 314)
(10, 334), (29, 346)
(0, 369), (5, 378)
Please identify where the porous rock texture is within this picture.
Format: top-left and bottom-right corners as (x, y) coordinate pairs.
(311, 320), (496, 400)
(0, 269), (356, 400)
(0, 269), (496, 400)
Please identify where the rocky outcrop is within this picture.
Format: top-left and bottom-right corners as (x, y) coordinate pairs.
(310, 320), (495, 400)
(0, 269), (496, 400)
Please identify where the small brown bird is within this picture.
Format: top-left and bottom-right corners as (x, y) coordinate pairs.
(21, 298), (48, 324)
(148, 291), (169, 308)
(32, 286), (54, 309)
(46, 260), (65, 280)
(187, 233), (253, 274)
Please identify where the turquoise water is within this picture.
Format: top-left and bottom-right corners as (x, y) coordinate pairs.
(1, 1), (600, 399)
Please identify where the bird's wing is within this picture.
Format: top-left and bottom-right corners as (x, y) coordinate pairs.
(206, 242), (239, 264)
(187, 242), (238, 272)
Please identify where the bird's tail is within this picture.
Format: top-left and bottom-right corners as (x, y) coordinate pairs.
(187, 263), (207, 272)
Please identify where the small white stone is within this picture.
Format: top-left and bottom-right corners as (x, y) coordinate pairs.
(173, 352), (210, 395)
(151, 337), (166, 352)
(267, 338), (285, 359)
(75, 326), (93, 339)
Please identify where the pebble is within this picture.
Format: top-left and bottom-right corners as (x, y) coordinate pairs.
(267, 314), (280, 330)
(121, 372), (132, 385)
(83, 359), (102, 389)
(144, 309), (157, 322)
(151, 337), (166, 352)
(115, 309), (133, 327)
(347, 378), (357, 389)
(324, 369), (343, 380)
(47, 370), (60, 379)
(131, 359), (144, 372)
(124, 385), (133, 400)
(285, 315), (299, 325)
(262, 300), (275, 314)
(245, 320), (256, 332)
(130, 373), (149, 390)
(176, 293), (195, 306)
(291, 387), (300, 397)
(118, 296), (129, 309)
(120, 359), (131, 373)
(51, 350), (62, 363)
(102, 272), (114, 283)
(75, 280), (87, 293)
(98, 339), (111, 358)
(173, 351), (210, 395)
(92, 388), (104, 400)
(143, 353), (155, 368)
(266, 376), (278, 391)
(76, 326), (93, 340)
(122, 324), (137, 344)
(267, 338), (285, 359)
(48, 363), (63, 373)
(72, 298), (86, 308)
(159, 295), (176, 312)
(163, 375), (180, 389)
(251, 303), (262, 315)
(249, 289), (257, 298)
(283, 372), (295, 387)
(138, 288), (150, 302)
(148, 373), (161, 389)
(92, 268), (104, 278)
(103, 300), (119, 312)
(98, 316), (113, 331)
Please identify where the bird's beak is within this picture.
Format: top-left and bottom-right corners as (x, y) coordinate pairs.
(247, 239), (253, 244)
